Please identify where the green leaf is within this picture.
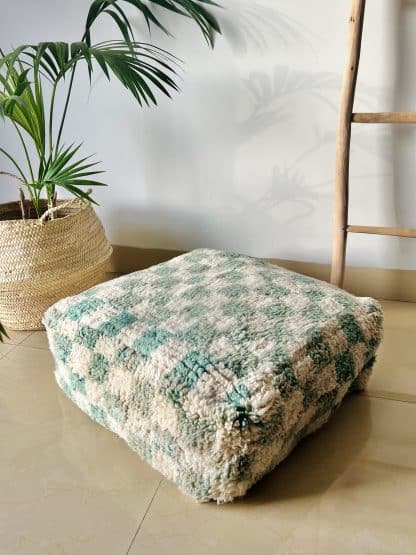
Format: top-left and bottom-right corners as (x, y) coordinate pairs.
(0, 146), (29, 182)
(0, 55), (46, 152)
(0, 0), (222, 215)
(62, 183), (99, 204)
(0, 321), (9, 343)
(103, 8), (134, 45)
(83, 0), (221, 47)
(37, 143), (107, 203)
(25, 42), (71, 82)
(72, 41), (180, 106)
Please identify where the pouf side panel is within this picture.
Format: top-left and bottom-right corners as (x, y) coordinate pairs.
(52, 355), (379, 504)
(207, 302), (382, 502)
(52, 358), (223, 502)
(46, 296), (382, 503)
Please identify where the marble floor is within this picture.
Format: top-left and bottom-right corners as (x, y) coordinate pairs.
(0, 300), (415, 555)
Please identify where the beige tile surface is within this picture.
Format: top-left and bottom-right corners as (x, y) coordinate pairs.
(368, 328), (416, 400)
(1, 302), (415, 555)
(379, 300), (416, 331)
(367, 301), (416, 401)
(0, 340), (15, 358)
(21, 331), (49, 350)
(129, 396), (416, 555)
(0, 347), (162, 555)
(2, 328), (33, 345)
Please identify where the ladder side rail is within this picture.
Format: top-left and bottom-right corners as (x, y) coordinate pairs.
(330, 0), (367, 287)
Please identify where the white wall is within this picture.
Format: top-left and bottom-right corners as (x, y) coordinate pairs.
(1, 0), (415, 269)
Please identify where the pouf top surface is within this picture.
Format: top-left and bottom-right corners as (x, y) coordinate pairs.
(44, 249), (383, 502)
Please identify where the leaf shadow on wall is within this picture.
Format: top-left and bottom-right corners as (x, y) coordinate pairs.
(109, 3), (391, 256)
(108, 66), (339, 251)
(219, 0), (314, 55)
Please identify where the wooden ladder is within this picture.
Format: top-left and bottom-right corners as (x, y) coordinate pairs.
(330, 0), (416, 288)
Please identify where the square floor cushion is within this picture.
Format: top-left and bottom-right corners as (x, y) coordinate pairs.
(44, 249), (383, 503)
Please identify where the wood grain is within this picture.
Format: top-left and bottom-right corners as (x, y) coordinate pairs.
(347, 225), (416, 238)
(331, 0), (367, 288)
(353, 112), (416, 124)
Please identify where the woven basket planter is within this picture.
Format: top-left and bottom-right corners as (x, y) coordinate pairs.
(0, 199), (112, 330)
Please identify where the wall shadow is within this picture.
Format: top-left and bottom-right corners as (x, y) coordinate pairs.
(391, 1), (416, 268)
(219, 0), (313, 55)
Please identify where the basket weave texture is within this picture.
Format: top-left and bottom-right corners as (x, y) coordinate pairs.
(0, 199), (112, 330)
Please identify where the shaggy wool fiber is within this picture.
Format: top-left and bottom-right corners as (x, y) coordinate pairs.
(44, 249), (383, 503)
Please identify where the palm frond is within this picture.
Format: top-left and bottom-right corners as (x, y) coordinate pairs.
(0, 43), (72, 83)
(36, 143), (106, 205)
(71, 41), (180, 105)
(29, 42), (71, 82)
(0, 60), (45, 151)
(1, 42), (74, 85)
(0, 0), (222, 217)
(3, 41), (180, 108)
(84, 0), (221, 47)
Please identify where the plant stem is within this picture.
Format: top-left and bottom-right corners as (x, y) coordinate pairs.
(0, 170), (24, 185)
(49, 76), (61, 155)
(32, 58), (46, 156)
(31, 186), (41, 218)
(12, 122), (34, 182)
(0, 157), (37, 215)
(0, 147), (28, 183)
(18, 187), (27, 219)
(0, 169), (37, 212)
(56, 64), (77, 153)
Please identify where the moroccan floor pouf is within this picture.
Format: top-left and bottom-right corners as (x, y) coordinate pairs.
(44, 249), (383, 503)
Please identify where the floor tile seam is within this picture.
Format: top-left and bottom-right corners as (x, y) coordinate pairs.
(0, 342), (19, 360)
(362, 391), (416, 406)
(125, 478), (164, 555)
(19, 343), (50, 351)
(5, 330), (35, 346)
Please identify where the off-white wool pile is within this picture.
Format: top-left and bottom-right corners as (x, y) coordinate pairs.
(44, 249), (383, 503)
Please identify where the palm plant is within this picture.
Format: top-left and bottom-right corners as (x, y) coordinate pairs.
(0, 0), (221, 218)
(0, 0), (221, 341)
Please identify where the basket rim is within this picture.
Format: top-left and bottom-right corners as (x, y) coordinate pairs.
(0, 198), (91, 228)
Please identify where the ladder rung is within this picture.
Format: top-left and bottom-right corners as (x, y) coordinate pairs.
(347, 225), (416, 238)
(352, 112), (416, 124)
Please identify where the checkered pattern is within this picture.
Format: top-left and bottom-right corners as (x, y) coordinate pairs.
(44, 249), (383, 503)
